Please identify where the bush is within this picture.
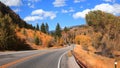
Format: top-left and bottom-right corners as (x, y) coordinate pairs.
(75, 35), (91, 45)
(34, 36), (42, 45)
(34, 36), (40, 45)
(22, 28), (26, 35)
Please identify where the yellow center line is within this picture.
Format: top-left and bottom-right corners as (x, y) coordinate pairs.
(0, 51), (48, 68)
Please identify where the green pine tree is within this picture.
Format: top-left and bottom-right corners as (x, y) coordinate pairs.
(41, 23), (46, 33)
(45, 23), (49, 34)
(36, 23), (39, 30)
(64, 26), (69, 33)
(55, 23), (62, 38)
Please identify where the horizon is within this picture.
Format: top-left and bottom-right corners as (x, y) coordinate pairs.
(0, 0), (120, 30)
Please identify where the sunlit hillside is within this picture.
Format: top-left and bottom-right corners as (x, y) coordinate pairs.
(70, 10), (120, 68)
(16, 28), (53, 49)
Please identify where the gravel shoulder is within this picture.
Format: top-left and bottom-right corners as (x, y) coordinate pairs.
(68, 55), (80, 68)
(61, 52), (80, 68)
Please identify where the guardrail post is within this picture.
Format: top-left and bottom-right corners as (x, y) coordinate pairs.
(114, 60), (117, 68)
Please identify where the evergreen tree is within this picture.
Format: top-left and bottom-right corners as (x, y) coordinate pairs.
(41, 23), (46, 33)
(36, 23), (39, 30)
(64, 26), (69, 33)
(45, 23), (49, 34)
(55, 23), (62, 38)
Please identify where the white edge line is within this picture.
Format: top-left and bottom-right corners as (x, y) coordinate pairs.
(57, 50), (70, 68)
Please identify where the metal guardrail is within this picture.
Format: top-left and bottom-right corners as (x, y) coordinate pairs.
(71, 51), (87, 68)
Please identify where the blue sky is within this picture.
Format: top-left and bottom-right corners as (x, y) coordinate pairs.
(0, 0), (120, 30)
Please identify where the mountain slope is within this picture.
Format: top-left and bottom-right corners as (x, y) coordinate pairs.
(0, 2), (33, 29)
(16, 28), (53, 49)
(0, 2), (53, 50)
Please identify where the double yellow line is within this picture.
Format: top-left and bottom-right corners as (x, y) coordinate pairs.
(0, 52), (48, 68)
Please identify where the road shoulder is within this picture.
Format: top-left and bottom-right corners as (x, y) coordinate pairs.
(60, 52), (80, 68)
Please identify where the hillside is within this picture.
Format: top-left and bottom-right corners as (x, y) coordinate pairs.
(65, 10), (120, 68)
(0, 2), (54, 50)
(16, 28), (54, 49)
(0, 2), (33, 29)
(68, 10), (120, 57)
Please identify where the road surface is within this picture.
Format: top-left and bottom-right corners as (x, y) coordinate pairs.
(0, 47), (71, 68)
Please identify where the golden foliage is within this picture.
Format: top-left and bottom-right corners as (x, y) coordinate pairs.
(16, 28), (53, 49)
(85, 10), (120, 57)
(75, 35), (92, 46)
(59, 38), (64, 46)
(74, 45), (114, 68)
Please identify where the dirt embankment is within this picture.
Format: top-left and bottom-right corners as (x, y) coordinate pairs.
(74, 45), (115, 68)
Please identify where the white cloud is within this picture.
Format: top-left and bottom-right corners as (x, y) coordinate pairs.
(93, 3), (115, 14)
(24, 16), (43, 22)
(80, 6), (83, 8)
(28, 0), (40, 8)
(92, 3), (120, 15)
(28, 3), (35, 8)
(0, 0), (22, 6)
(113, 4), (120, 15)
(73, 3), (120, 19)
(62, 9), (68, 13)
(103, 0), (115, 2)
(53, 0), (66, 7)
(13, 8), (21, 13)
(31, 9), (44, 15)
(73, 9), (90, 19)
(28, 0), (40, 2)
(62, 8), (75, 13)
(24, 9), (56, 22)
(74, 0), (85, 3)
(69, 8), (75, 12)
(31, 9), (56, 19)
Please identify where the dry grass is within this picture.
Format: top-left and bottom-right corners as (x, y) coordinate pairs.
(16, 28), (53, 49)
(117, 61), (120, 68)
(74, 45), (115, 68)
(67, 51), (72, 57)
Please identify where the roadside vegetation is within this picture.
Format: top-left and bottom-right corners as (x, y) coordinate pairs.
(86, 10), (120, 57)
(71, 10), (120, 68)
(68, 10), (120, 58)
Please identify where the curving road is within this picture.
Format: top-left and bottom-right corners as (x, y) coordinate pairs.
(0, 47), (71, 68)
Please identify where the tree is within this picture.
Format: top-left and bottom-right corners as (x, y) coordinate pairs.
(0, 14), (17, 50)
(64, 26), (69, 33)
(41, 23), (46, 33)
(36, 23), (39, 30)
(55, 23), (62, 38)
(86, 10), (115, 33)
(45, 23), (49, 34)
(85, 10), (120, 56)
(34, 36), (41, 45)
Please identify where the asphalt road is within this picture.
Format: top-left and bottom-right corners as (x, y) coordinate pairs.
(0, 46), (71, 68)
